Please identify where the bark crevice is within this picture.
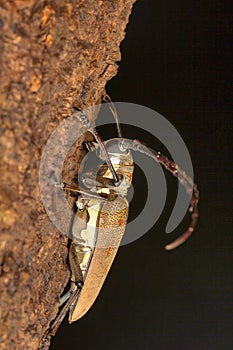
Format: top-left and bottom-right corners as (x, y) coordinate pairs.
(0, 1), (135, 349)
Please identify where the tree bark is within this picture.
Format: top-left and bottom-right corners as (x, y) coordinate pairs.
(0, 1), (135, 349)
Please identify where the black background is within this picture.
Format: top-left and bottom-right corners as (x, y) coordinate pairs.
(51, 1), (232, 349)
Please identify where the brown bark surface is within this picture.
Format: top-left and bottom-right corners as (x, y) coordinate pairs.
(0, 1), (135, 349)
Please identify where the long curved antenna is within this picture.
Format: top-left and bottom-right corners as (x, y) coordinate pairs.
(120, 139), (199, 250)
(73, 107), (120, 186)
(103, 94), (123, 138)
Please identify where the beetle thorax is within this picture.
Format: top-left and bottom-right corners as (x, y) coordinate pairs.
(98, 151), (134, 196)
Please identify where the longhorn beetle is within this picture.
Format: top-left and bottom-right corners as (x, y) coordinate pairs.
(41, 94), (199, 346)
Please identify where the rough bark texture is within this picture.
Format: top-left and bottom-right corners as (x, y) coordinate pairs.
(0, 1), (135, 349)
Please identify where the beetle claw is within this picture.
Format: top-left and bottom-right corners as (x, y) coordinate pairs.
(85, 141), (97, 152)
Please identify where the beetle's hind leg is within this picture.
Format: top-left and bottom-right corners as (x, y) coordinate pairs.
(59, 290), (71, 306)
(40, 283), (83, 346)
(39, 333), (51, 350)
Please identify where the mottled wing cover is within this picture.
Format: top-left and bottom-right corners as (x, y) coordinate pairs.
(69, 196), (128, 322)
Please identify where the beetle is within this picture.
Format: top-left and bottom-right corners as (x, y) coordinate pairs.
(41, 94), (199, 345)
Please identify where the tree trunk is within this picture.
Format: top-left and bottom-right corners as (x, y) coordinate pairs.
(0, 1), (135, 349)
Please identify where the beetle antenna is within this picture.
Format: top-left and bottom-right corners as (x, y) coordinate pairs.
(73, 107), (120, 186)
(103, 93), (123, 138)
(120, 139), (199, 250)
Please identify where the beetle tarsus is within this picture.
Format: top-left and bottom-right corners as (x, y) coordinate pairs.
(85, 141), (97, 152)
(46, 286), (83, 338)
(39, 334), (51, 350)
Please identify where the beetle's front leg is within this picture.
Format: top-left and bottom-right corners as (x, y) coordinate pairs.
(58, 178), (118, 202)
(56, 181), (109, 201)
(84, 140), (98, 152)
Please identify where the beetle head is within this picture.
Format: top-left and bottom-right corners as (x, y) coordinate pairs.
(84, 138), (134, 195)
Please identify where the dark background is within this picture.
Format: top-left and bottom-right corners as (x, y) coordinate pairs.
(51, 1), (232, 349)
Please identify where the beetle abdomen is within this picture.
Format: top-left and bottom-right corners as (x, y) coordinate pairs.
(69, 196), (128, 322)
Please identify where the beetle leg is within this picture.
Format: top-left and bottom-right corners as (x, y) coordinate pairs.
(39, 284), (82, 349)
(59, 181), (117, 202)
(84, 140), (98, 152)
(59, 291), (71, 306)
(56, 181), (108, 201)
(49, 284), (83, 336)
(39, 334), (51, 350)
(81, 171), (122, 188)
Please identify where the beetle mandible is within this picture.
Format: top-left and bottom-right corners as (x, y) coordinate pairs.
(42, 94), (199, 344)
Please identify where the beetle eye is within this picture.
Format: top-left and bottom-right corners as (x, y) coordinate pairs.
(113, 174), (123, 187)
